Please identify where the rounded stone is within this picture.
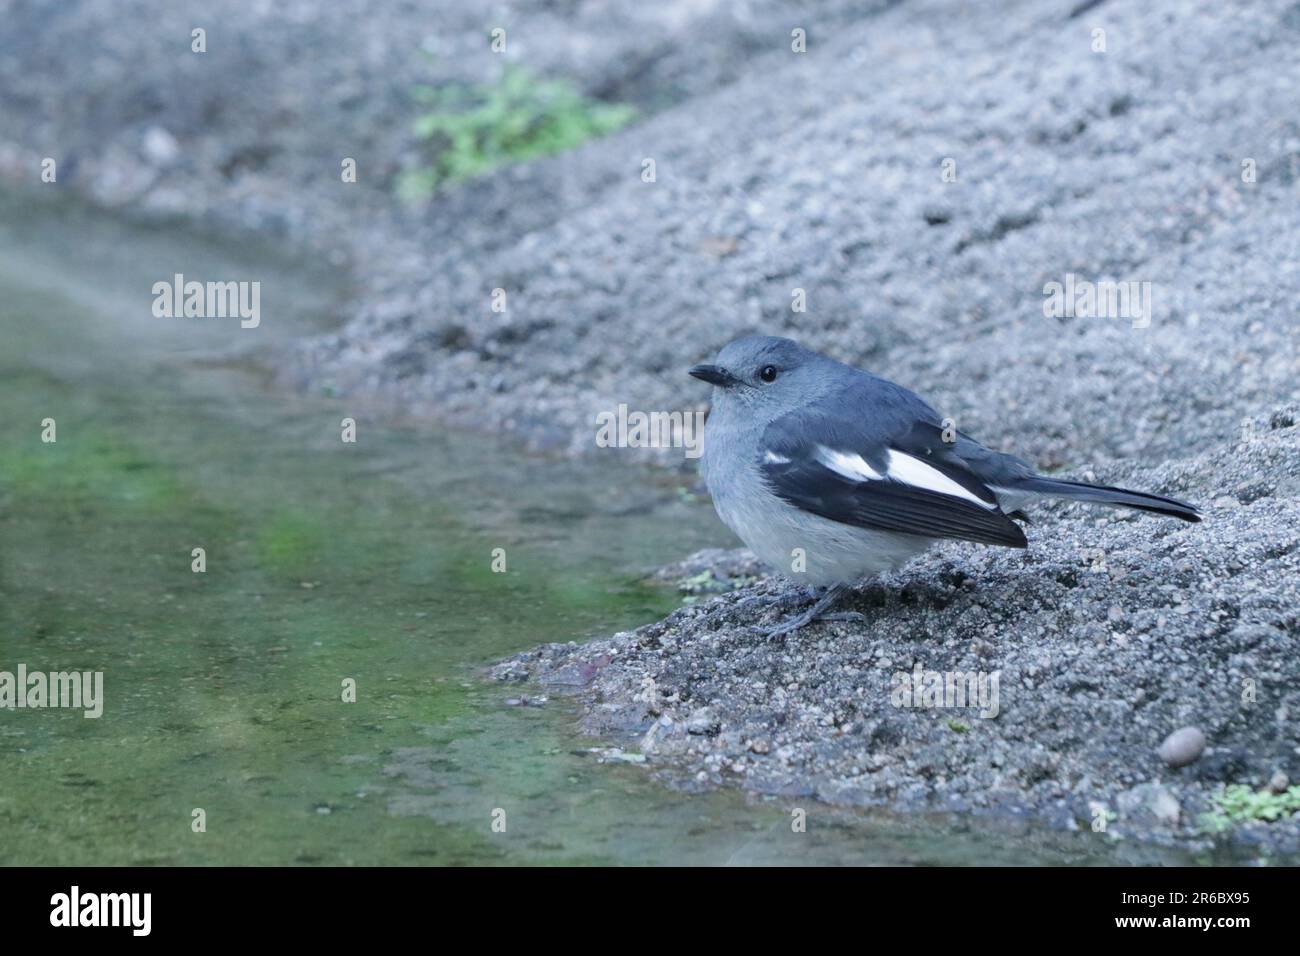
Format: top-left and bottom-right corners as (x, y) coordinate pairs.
(1157, 727), (1207, 768)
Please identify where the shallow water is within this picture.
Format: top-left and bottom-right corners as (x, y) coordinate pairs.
(0, 192), (1225, 865)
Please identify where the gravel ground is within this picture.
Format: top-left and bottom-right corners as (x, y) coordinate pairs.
(497, 409), (1300, 850)
(5, 0), (1299, 849)
(284, 0), (1300, 465)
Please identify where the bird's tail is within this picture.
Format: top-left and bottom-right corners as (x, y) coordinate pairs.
(1016, 476), (1201, 523)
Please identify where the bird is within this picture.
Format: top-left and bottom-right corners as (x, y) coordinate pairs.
(689, 335), (1200, 638)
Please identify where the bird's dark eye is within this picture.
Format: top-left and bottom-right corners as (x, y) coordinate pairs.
(759, 365), (778, 383)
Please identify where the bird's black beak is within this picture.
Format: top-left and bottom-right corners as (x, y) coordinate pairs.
(689, 364), (736, 387)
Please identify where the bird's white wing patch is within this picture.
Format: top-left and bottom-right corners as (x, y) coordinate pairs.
(885, 450), (995, 508)
(813, 446), (996, 510)
(815, 446), (883, 482)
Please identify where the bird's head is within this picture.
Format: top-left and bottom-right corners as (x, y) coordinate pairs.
(689, 335), (832, 426)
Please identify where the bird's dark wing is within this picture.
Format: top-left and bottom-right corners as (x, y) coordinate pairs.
(758, 399), (1028, 549)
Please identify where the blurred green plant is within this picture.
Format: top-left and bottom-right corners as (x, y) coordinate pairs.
(674, 569), (761, 605)
(399, 67), (635, 200)
(1201, 784), (1300, 834)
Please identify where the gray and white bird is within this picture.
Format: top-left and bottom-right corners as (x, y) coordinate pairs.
(690, 335), (1200, 638)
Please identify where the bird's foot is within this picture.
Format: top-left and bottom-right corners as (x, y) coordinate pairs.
(732, 585), (816, 619)
(761, 606), (821, 641)
(759, 583), (857, 641)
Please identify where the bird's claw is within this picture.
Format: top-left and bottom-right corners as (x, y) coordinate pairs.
(761, 612), (816, 641)
(751, 583), (863, 640)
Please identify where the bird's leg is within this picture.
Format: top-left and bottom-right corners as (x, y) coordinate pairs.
(761, 583), (860, 640)
(730, 584), (817, 619)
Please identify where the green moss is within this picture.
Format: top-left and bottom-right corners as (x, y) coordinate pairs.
(677, 570), (719, 593)
(675, 569), (761, 598)
(399, 67), (635, 200)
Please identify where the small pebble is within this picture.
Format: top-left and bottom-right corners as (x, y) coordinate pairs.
(1157, 726), (1206, 768)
